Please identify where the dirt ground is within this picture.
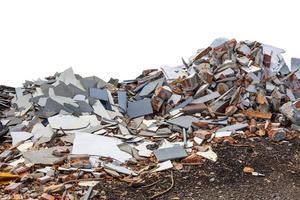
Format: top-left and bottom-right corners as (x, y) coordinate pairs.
(94, 137), (300, 200)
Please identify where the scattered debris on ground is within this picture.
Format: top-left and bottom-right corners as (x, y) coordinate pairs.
(0, 38), (300, 199)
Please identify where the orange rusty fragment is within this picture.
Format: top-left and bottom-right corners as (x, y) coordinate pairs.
(205, 71), (213, 83)
(256, 93), (266, 105)
(216, 83), (228, 95)
(182, 103), (207, 114)
(151, 96), (164, 112)
(181, 74), (199, 91)
(224, 136), (236, 144)
(192, 121), (209, 129)
(243, 167), (254, 173)
(182, 154), (202, 164)
(154, 86), (172, 100)
(263, 54), (271, 67)
(242, 110), (272, 119)
(225, 105), (237, 116)
(249, 119), (257, 133)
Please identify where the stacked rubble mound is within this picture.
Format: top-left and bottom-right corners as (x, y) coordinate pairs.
(1, 38), (300, 199)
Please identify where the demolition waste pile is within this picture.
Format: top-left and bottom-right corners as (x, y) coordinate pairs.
(0, 38), (300, 199)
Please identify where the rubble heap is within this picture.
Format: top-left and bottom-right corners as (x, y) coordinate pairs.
(0, 85), (14, 112)
(1, 38), (300, 199)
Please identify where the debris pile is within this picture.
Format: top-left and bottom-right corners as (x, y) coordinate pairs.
(0, 85), (14, 112)
(1, 38), (300, 199)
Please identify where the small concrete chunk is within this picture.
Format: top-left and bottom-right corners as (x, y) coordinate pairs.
(154, 145), (187, 162)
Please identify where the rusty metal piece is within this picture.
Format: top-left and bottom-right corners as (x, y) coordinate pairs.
(192, 121), (209, 129)
(263, 54), (271, 67)
(182, 103), (207, 114)
(225, 105), (237, 116)
(182, 154), (202, 163)
(249, 119), (257, 133)
(256, 92), (267, 105)
(181, 74), (199, 91)
(242, 110), (272, 119)
(151, 96), (164, 112)
(154, 86), (172, 100)
(216, 83), (229, 95)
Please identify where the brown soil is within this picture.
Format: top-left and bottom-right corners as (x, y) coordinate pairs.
(94, 137), (300, 200)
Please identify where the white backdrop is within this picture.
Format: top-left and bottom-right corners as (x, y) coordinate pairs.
(1, 0), (299, 87)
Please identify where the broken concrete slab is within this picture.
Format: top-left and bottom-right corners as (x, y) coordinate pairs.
(48, 115), (90, 130)
(57, 67), (85, 91)
(92, 100), (112, 120)
(117, 91), (127, 113)
(191, 92), (220, 104)
(127, 98), (153, 118)
(139, 78), (164, 97)
(31, 123), (54, 143)
(216, 123), (248, 132)
(71, 132), (132, 163)
(154, 160), (173, 172)
(280, 101), (300, 125)
(167, 115), (199, 129)
(23, 147), (69, 165)
(197, 147), (217, 162)
(10, 131), (33, 146)
(103, 163), (137, 176)
(161, 65), (187, 80)
(154, 145), (187, 162)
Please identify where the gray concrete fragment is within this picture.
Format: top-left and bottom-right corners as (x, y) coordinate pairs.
(139, 78), (164, 97)
(167, 115), (199, 129)
(127, 98), (153, 118)
(286, 89), (296, 102)
(10, 131), (33, 146)
(280, 102), (300, 125)
(154, 145), (187, 162)
(291, 124), (300, 132)
(89, 88), (109, 101)
(214, 68), (235, 79)
(291, 57), (300, 79)
(76, 100), (93, 113)
(117, 91), (127, 113)
(23, 147), (68, 165)
(192, 92), (220, 104)
(103, 163), (137, 176)
(169, 97), (193, 113)
(72, 132), (132, 163)
(216, 123), (248, 132)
